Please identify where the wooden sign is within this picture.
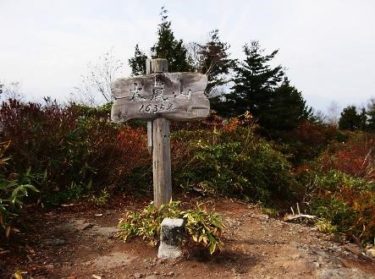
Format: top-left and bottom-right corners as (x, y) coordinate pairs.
(111, 59), (209, 208)
(111, 72), (209, 122)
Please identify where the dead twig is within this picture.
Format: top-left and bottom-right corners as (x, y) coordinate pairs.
(283, 214), (317, 222)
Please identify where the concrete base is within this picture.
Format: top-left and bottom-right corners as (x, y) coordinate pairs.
(157, 218), (184, 259)
(157, 242), (182, 259)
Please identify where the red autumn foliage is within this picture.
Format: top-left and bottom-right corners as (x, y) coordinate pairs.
(115, 126), (149, 177)
(222, 118), (240, 133)
(320, 134), (375, 180)
(294, 121), (338, 146)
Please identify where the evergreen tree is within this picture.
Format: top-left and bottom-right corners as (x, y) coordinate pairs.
(150, 7), (192, 72)
(223, 41), (284, 117)
(359, 107), (367, 130)
(191, 30), (236, 113)
(338, 105), (363, 130)
(262, 78), (312, 130)
(195, 29), (235, 94)
(218, 41), (311, 131)
(128, 44), (148, 76)
(366, 99), (375, 131)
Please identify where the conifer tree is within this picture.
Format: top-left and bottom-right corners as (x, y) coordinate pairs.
(195, 29), (235, 94)
(366, 99), (375, 131)
(262, 78), (312, 130)
(150, 7), (192, 72)
(128, 44), (148, 76)
(339, 105), (363, 130)
(224, 41), (284, 117)
(221, 41), (311, 131)
(189, 30), (235, 113)
(359, 107), (368, 130)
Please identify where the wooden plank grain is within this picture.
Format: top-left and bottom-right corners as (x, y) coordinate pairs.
(150, 59), (172, 208)
(111, 72), (209, 122)
(152, 117), (172, 207)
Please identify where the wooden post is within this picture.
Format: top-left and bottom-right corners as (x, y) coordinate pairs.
(150, 59), (172, 207)
(153, 117), (172, 207)
(145, 59), (169, 155)
(147, 121), (153, 154)
(146, 59), (153, 154)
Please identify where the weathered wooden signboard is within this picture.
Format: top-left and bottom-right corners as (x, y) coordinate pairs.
(111, 59), (209, 208)
(111, 72), (209, 122)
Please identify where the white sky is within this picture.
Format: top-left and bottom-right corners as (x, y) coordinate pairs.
(0, 0), (374, 111)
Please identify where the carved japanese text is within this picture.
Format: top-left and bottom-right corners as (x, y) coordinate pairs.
(111, 72), (209, 122)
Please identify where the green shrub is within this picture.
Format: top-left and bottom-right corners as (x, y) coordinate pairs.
(172, 126), (297, 204)
(118, 201), (223, 254)
(311, 197), (357, 232)
(89, 188), (110, 206)
(306, 170), (375, 242)
(315, 219), (337, 234)
(0, 142), (38, 237)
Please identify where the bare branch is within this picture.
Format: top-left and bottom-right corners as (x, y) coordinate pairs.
(72, 48), (124, 104)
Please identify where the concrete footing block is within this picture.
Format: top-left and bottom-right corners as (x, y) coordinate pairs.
(157, 218), (184, 259)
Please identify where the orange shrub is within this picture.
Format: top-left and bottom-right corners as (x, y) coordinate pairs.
(320, 133), (375, 180)
(309, 170), (375, 242)
(115, 126), (149, 177)
(222, 118), (240, 133)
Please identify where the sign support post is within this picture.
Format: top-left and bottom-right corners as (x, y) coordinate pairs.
(152, 116), (172, 207)
(149, 59), (172, 207)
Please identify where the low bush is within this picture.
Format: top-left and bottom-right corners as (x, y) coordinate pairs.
(319, 132), (375, 180)
(315, 218), (337, 234)
(1, 100), (297, 206)
(118, 201), (223, 254)
(172, 125), (298, 204)
(0, 141), (38, 237)
(274, 120), (345, 165)
(0, 100), (150, 204)
(302, 169), (375, 243)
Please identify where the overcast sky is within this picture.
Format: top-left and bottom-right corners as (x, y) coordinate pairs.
(0, 0), (374, 111)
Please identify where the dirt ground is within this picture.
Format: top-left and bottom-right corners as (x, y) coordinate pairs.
(1, 196), (375, 279)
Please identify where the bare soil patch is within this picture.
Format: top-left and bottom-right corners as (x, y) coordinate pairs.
(1, 196), (374, 278)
